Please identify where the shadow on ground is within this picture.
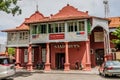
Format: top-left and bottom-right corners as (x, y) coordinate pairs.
(14, 70), (44, 78)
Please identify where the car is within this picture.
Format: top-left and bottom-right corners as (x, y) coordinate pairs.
(98, 60), (120, 77)
(0, 56), (16, 80)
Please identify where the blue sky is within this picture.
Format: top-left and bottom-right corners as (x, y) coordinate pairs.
(0, 0), (120, 44)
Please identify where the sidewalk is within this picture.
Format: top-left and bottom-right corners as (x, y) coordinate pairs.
(44, 67), (99, 75)
(16, 67), (99, 75)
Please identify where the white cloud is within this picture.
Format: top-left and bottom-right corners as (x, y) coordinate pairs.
(0, 34), (7, 44)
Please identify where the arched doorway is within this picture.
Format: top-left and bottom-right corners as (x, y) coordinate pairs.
(90, 26), (109, 67)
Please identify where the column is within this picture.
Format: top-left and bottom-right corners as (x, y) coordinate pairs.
(107, 32), (111, 54)
(106, 32), (112, 60)
(85, 41), (91, 71)
(104, 31), (112, 61)
(44, 43), (51, 71)
(5, 47), (8, 56)
(27, 44), (33, 71)
(38, 46), (42, 63)
(16, 47), (20, 68)
(104, 30), (107, 61)
(64, 42), (70, 71)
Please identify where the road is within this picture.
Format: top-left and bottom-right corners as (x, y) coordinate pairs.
(13, 71), (120, 80)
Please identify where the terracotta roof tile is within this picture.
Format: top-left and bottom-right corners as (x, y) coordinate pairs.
(28, 4), (90, 23)
(2, 4), (109, 32)
(25, 11), (45, 23)
(50, 4), (89, 20)
(16, 23), (29, 30)
(1, 23), (29, 32)
(1, 11), (45, 32)
(108, 17), (120, 28)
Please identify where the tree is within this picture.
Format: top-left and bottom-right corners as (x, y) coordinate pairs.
(8, 47), (15, 56)
(0, 0), (21, 16)
(111, 26), (120, 50)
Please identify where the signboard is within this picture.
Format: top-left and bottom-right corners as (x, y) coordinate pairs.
(116, 52), (120, 60)
(32, 34), (39, 39)
(76, 31), (85, 35)
(94, 32), (104, 42)
(49, 33), (64, 40)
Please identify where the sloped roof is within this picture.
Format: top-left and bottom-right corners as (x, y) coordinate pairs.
(2, 11), (45, 32)
(2, 4), (109, 32)
(50, 4), (89, 20)
(16, 23), (29, 30)
(2, 11), (44, 32)
(24, 4), (90, 24)
(25, 11), (45, 23)
(1, 23), (29, 32)
(27, 4), (109, 24)
(108, 17), (120, 28)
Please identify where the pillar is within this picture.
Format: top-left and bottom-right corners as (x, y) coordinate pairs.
(85, 41), (91, 70)
(5, 47), (8, 56)
(104, 30), (107, 61)
(64, 42), (70, 71)
(107, 32), (112, 60)
(104, 31), (112, 61)
(38, 46), (42, 63)
(16, 47), (20, 68)
(27, 44), (33, 71)
(44, 43), (51, 71)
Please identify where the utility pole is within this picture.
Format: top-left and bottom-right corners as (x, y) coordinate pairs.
(103, 0), (109, 18)
(103, 0), (111, 59)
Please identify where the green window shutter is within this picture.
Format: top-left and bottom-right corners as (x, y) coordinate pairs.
(32, 28), (35, 34)
(38, 25), (41, 34)
(87, 20), (91, 34)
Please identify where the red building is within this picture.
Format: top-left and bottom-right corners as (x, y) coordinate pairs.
(2, 4), (111, 71)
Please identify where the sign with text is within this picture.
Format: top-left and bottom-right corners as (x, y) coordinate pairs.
(49, 33), (64, 40)
(54, 44), (80, 48)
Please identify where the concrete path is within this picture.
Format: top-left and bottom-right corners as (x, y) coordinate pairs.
(16, 67), (99, 75)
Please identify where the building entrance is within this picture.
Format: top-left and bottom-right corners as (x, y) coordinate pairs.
(55, 53), (65, 69)
(95, 49), (104, 66)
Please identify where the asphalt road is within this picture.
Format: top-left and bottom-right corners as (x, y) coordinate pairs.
(12, 71), (120, 80)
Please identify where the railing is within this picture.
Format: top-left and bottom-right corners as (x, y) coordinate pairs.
(7, 39), (29, 46)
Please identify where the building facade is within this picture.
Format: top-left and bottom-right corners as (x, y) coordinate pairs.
(2, 4), (111, 71)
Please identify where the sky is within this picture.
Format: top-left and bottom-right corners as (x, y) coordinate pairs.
(0, 0), (120, 44)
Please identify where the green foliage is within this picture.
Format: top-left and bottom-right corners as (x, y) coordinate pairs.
(8, 48), (15, 56)
(111, 27), (120, 50)
(0, 0), (21, 16)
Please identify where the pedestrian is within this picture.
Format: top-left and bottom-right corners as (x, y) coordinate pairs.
(75, 60), (79, 69)
(79, 62), (83, 70)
